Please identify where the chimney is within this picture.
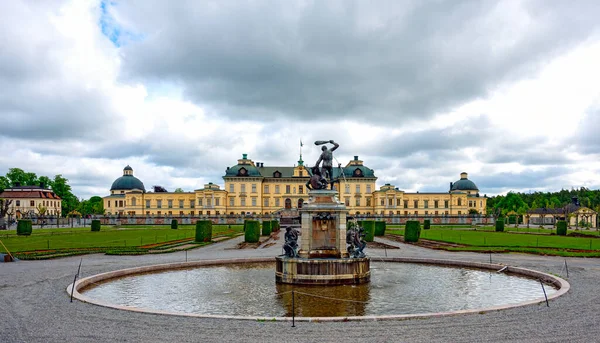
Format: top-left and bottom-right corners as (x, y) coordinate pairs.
(354, 156), (358, 161)
(40, 182), (45, 189)
(15, 182), (21, 187)
(460, 172), (468, 179)
(242, 153), (248, 159)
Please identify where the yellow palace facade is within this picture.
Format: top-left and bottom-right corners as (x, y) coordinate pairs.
(103, 155), (487, 216)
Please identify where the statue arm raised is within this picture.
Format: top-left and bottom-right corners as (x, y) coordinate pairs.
(330, 140), (339, 152)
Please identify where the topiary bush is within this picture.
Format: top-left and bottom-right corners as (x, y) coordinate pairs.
(195, 220), (212, 242)
(91, 219), (101, 232)
(556, 220), (567, 236)
(360, 220), (375, 242)
(374, 221), (386, 236)
(272, 220), (280, 232)
(261, 220), (272, 236)
(244, 220), (260, 243)
(17, 220), (32, 236)
(495, 219), (504, 232)
(405, 220), (421, 242)
(171, 219), (178, 230)
(423, 219), (431, 230)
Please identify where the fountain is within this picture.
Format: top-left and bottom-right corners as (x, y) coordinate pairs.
(275, 140), (370, 285)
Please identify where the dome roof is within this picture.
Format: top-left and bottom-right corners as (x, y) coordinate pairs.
(224, 164), (261, 177)
(451, 172), (478, 192)
(111, 166), (145, 192)
(110, 175), (145, 191)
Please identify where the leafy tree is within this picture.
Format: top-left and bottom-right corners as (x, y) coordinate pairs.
(6, 168), (38, 186)
(0, 198), (13, 229)
(51, 174), (79, 216)
(494, 192), (527, 216)
(174, 188), (184, 193)
(77, 196), (104, 215)
(0, 176), (9, 192)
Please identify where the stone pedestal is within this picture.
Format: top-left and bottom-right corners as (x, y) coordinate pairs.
(275, 256), (370, 285)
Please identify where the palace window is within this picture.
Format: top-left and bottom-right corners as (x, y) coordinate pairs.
(264, 185), (269, 194)
(355, 185), (360, 193)
(345, 184), (350, 194)
(434, 200), (439, 208)
(397, 199), (401, 206)
(198, 198), (203, 206)
(286, 185), (291, 194)
(30, 200), (35, 206)
(345, 198), (350, 206)
(190, 211), (194, 215)
(132, 198), (137, 206)
(355, 198), (360, 207)
(458, 211), (462, 215)
(299, 185), (304, 194)
(229, 197), (234, 207)
(215, 198), (220, 206)
(413, 200), (418, 208)
(435, 211), (439, 215)
(157, 200), (162, 208)
(264, 198), (269, 207)
(168, 211), (172, 215)
(275, 185), (280, 194)
(107, 201), (110, 208)
(241, 198), (246, 206)
(366, 198), (371, 207)
(179, 211), (184, 215)
(229, 184), (234, 193)
(16, 200), (20, 206)
(275, 198), (280, 207)
(252, 184), (257, 193)
(380, 199), (384, 206)
(414, 211), (418, 215)
(404, 200), (408, 208)
(444, 200), (449, 208)
(388, 199), (393, 206)
(366, 185), (371, 193)
(241, 184), (246, 193)
(424, 200), (429, 209)
(179, 200), (184, 208)
(251, 198), (257, 206)
(168, 200), (173, 208)
(457, 198), (462, 206)
(146, 200), (150, 208)
(206, 198), (212, 207)
(190, 200), (195, 208)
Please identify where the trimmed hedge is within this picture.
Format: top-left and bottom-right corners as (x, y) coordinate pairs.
(195, 220), (212, 242)
(272, 220), (280, 232)
(557, 220), (567, 236)
(91, 220), (101, 232)
(405, 220), (421, 242)
(171, 219), (178, 230)
(244, 220), (260, 243)
(374, 221), (386, 236)
(495, 219), (504, 232)
(17, 220), (32, 236)
(360, 220), (375, 242)
(423, 219), (431, 230)
(261, 221), (272, 236)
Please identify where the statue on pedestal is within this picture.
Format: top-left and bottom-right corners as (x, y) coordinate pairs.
(282, 226), (299, 258)
(314, 140), (339, 187)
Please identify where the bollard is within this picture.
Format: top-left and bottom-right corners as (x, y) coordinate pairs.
(292, 290), (295, 328)
(540, 280), (549, 307)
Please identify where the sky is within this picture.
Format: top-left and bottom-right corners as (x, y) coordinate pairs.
(1, 0), (600, 200)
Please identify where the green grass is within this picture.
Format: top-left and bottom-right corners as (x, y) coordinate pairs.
(388, 228), (600, 257)
(0, 225), (244, 256)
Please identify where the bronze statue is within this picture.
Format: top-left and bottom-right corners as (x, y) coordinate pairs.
(346, 221), (366, 258)
(314, 140), (339, 187)
(306, 166), (328, 190)
(282, 226), (299, 258)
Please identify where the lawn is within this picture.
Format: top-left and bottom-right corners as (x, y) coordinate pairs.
(0, 224), (244, 255)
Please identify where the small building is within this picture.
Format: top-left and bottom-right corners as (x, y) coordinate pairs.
(527, 198), (597, 228)
(0, 184), (62, 218)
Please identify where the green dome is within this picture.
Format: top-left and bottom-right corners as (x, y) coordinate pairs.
(224, 164), (261, 177)
(110, 175), (145, 191)
(451, 172), (478, 191)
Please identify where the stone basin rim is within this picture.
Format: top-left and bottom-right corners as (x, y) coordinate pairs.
(68, 256), (570, 322)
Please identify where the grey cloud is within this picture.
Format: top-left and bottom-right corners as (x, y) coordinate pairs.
(116, 0), (600, 123)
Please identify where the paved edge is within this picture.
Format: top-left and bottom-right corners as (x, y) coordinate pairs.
(67, 257), (570, 322)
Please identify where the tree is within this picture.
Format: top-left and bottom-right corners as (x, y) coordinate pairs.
(51, 174), (79, 216)
(0, 176), (9, 192)
(174, 188), (184, 193)
(494, 192), (527, 216)
(77, 196), (105, 215)
(6, 168), (38, 186)
(0, 198), (13, 229)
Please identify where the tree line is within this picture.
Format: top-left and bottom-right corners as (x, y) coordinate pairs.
(0, 168), (104, 217)
(486, 187), (600, 216)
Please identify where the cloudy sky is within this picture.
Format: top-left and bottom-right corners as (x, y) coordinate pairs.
(2, 0), (600, 200)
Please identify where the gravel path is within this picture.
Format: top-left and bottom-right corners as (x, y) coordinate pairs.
(2, 235), (600, 343)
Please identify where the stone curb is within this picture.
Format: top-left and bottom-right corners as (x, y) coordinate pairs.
(68, 257), (569, 322)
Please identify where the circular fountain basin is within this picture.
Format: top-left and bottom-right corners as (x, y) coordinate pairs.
(70, 257), (569, 321)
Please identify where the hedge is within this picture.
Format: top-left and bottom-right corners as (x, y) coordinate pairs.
(556, 220), (567, 236)
(195, 220), (212, 242)
(374, 221), (386, 236)
(17, 220), (32, 236)
(91, 220), (101, 232)
(423, 219), (431, 230)
(244, 220), (260, 243)
(361, 220), (375, 242)
(495, 219), (504, 232)
(405, 220), (421, 242)
(261, 221), (272, 236)
(272, 220), (280, 232)
(171, 219), (178, 230)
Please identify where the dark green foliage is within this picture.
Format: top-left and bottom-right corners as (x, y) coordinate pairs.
(495, 219), (504, 232)
(17, 220), (32, 236)
(244, 220), (260, 243)
(272, 220), (280, 232)
(508, 215), (516, 224)
(91, 219), (101, 232)
(261, 221), (272, 236)
(556, 220), (567, 236)
(374, 221), (386, 236)
(405, 221), (421, 242)
(171, 219), (178, 230)
(195, 220), (212, 242)
(423, 219), (431, 230)
(360, 221), (375, 242)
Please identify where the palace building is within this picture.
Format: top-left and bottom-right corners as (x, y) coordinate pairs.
(102, 155), (487, 216)
(0, 184), (62, 218)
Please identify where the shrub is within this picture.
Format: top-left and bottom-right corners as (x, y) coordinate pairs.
(495, 219), (504, 232)
(405, 221), (421, 242)
(195, 220), (212, 242)
(91, 220), (101, 232)
(17, 220), (32, 236)
(508, 215), (517, 224)
(171, 219), (178, 230)
(423, 219), (431, 230)
(245, 220), (260, 243)
(261, 221), (272, 236)
(374, 221), (386, 236)
(272, 220), (280, 232)
(360, 220), (375, 242)
(556, 220), (567, 236)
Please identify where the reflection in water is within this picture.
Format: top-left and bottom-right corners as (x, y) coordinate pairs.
(82, 262), (558, 317)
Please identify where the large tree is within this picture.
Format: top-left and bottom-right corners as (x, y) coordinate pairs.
(51, 174), (78, 216)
